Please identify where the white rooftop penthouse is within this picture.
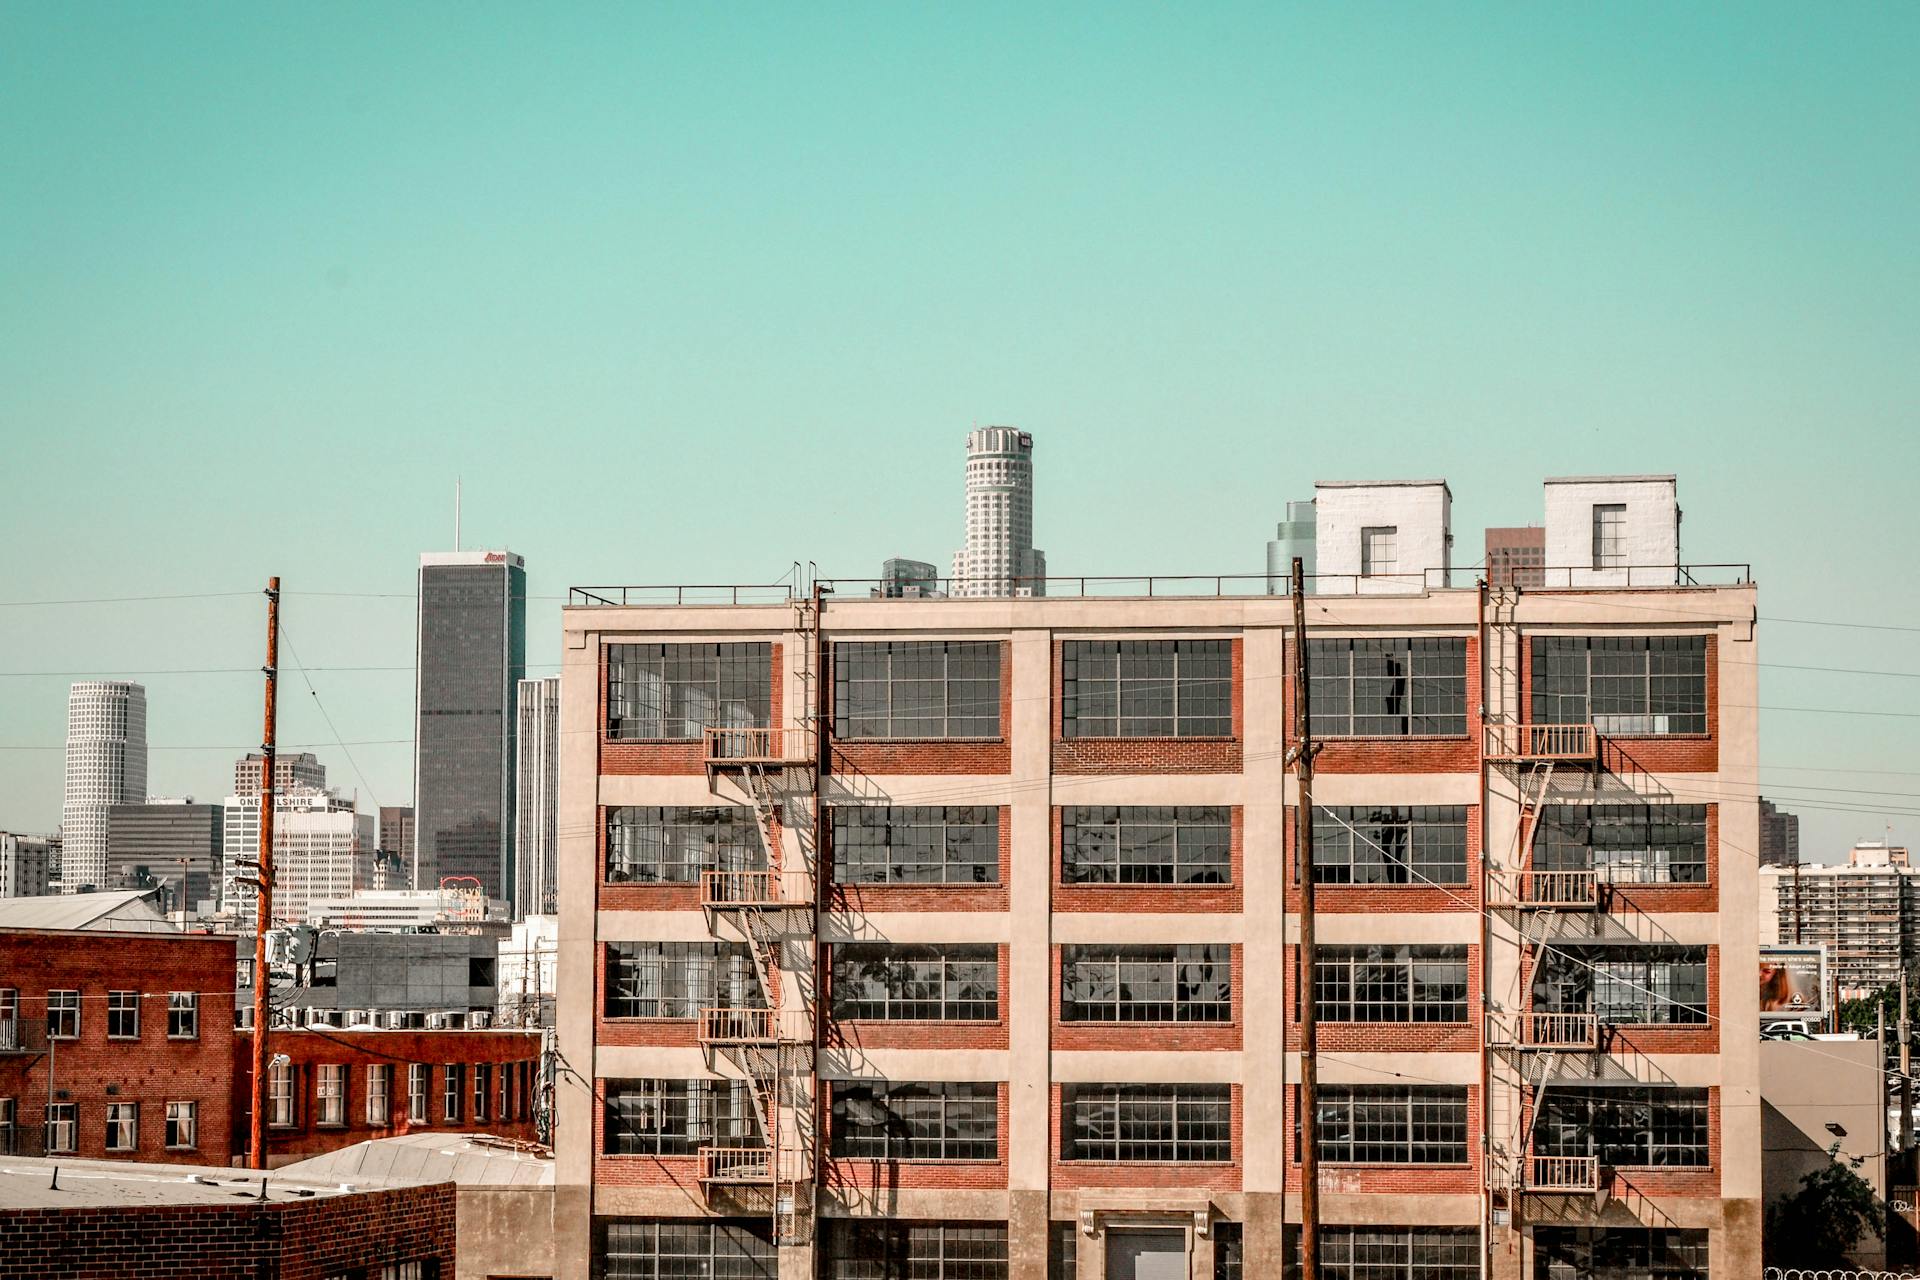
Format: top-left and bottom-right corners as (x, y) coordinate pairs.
(1312, 479), (1452, 594)
(1543, 475), (1681, 588)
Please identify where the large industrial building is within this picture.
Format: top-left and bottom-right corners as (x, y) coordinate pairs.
(552, 475), (1760, 1280)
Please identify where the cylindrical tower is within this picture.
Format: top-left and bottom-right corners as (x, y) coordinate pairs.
(951, 426), (1045, 597)
(61, 680), (148, 893)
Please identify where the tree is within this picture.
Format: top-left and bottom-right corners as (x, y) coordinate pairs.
(1765, 1142), (1886, 1270)
(1837, 984), (1897, 1038)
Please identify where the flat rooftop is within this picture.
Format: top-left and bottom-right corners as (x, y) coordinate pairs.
(0, 1157), (407, 1210)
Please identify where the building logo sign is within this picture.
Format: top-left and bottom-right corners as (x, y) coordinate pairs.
(484, 552), (507, 563)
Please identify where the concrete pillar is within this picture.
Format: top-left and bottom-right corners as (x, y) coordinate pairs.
(1009, 628), (1056, 1278)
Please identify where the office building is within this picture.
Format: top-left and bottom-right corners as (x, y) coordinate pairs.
(951, 427), (1045, 597)
(1760, 798), (1802, 867)
(379, 804), (416, 866)
(106, 800), (223, 914)
(0, 834), (55, 899)
(554, 481), (1759, 1279)
(1264, 499), (1316, 593)
(60, 680), (147, 893)
(414, 550), (527, 902)
(875, 557), (941, 598)
(498, 913), (558, 1029)
(515, 675), (561, 918)
(1485, 526), (1546, 590)
(233, 751), (327, 797)
(222, 789), (370, 926)
(1761, 841), (1918, 996)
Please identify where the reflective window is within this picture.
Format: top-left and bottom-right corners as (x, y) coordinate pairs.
(1312, 807), (1468, 885)
(605, 943), (763, 1019)
(607, 643), (771, 740)
(1313, 1087), (1468, 1164)
(1534, 805), (1708, 884)
(603, 1079), (760, 1155)
(605, 807), (763, 883)
(834, 641), (1002, 739)
(831, 945), (998, 1021)
(832, 807), (998, 884)
(821, 1221), (1008, 1280)
(1062, 1084), (1232, 1162)
(1062, 640), (1232, 738)
(1061, 945), (1231, 1023)
(1534, 1088), (1709, 1167)
(1061, 806), (1231, 885)
(1530, 637), (1707, 735)
(1312, 945), (1469, 1023)
(599, 1219), (776, 1280)
(1309, 638), (1467, 736)
(831, 1082), (998, 1160)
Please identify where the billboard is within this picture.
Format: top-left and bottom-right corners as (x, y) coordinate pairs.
(1760, 944), (1829, 1022)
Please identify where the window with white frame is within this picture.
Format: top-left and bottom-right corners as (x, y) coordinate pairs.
(165, 1101), (197, 1149)
(317, 1063), (347, 1126)
(105, 1102), (138, 1152)
(46, 989), (79, 1039)
(1591, 504), (1627, 570)
(45, 1103), (78, 1154)
(474, 1063), (490, 1122)
(0, 1098), (16, 1155)
(107, 990), (140, 1039)
(367, 1064), (392, 1125)
(0, 989), (17, 1047)
(1361, 526), (1398, 578)
(409, 1064), (430, 1123)
(443, 1064), (464, 1122)
(269, 1060), (296, 1128)
(167, 992), (198, 1039)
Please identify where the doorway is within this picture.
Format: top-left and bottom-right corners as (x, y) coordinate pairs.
(1105, 1229), (1187, 1280)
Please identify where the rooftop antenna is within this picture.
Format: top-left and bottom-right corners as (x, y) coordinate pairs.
(454, 477), (462, 551)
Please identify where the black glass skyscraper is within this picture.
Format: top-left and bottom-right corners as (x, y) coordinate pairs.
(413, 550), (526, 904)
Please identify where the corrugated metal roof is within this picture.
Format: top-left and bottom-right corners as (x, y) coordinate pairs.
(277, 1133), (555, 1188)
(0, 890), (172, 933)
(0, 1157), (386, 1209)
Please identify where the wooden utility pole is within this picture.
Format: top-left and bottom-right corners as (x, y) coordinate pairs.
(1290, 557), (1322, 1280)
(248, 577), (280, 1170)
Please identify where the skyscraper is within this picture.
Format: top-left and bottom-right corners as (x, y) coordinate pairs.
(61, 680), (147, 893)
(1486, 525), (1547, 589)
(950, 426), (1045, 597)
(233, 751), (327, 796)
(1759, 797), (1802, 867)
(107, 799), (224, 913)
(514, 675), (560, 918)
(414, 550), (526, 901)
(1264, 499), (1317, 594)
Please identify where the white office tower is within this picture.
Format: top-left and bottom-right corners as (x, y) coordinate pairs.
(224, 789), (369, 927)
(951, 426), (1046, 597)
(514, 675), (561, 918)
(60, 681), (148, 893)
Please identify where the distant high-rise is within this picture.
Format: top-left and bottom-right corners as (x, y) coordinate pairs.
(515, 675), (561, 918)
(1265, 499), (1317, 594)
(378, 804), (415, 866)
(1760, 798), (1802, 868)
(414, 550), (526, 901)
(0, 832), (56, 898)
(107, 800), (224, 912)
(223, 789), (370, 927)
(876, 557), (941, 598)
(951, 427), (1045, 597)
(1486, 526), (1547, 590)
(233, 751), (327, 796)
(61, 681), (148, 893)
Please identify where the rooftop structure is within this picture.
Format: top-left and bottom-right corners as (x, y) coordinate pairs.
(0, 887), (172, 932)
(1485, 525), (1546, 590)
(1312, 479), (1452, 593)
(1264, 498), (1316, 594)
(232, 750), (326, 797)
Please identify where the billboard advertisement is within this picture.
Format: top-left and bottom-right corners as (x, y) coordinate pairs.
(1759, 944), (1829, 1023)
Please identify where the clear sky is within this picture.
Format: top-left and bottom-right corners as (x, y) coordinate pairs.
(2, 4), (1916, 861)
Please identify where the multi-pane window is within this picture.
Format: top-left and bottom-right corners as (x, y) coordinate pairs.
(1049, 1223), (1078, 1280)
(600, 1219), (777, 1280)
(1531, 636), (1708, 735)
(0, 1099), (14, 1155)
(317, 1064), (347, 1126)
(822, 1221), (1008, 1280)
(166, 1101), (197, 1149)
(1591, 504), (1627, 570)
(46, 989), (79, 1039)
(1061, 640), (1232, 738)
(605, 943), (762, 1019)
(605, 807), (763, 883)
(408, 1064), (430, 1123)
(832, 807), (999, 884)
(1309, 638), (1468, 736)
(1534, 1227), (1708, 1280)
(474, 1063), (491, 1123)
(1061, 945), (1231, 1023)
(1534, 947), (1708, 1026)
(1313, 946), (1469, 1023)
(1285, 1228), (1479, 1280)
(1535, 1087), (1710, 1166)
(606, 643), (771, 740)
(375, 1265), (437, 1280)
(1060, 806), (1231, 885)
(107, 991), (140, 1039)
(0, 988), (15, 1046)
(1535, 804), (1708, 884)
(1213, 1223), (1242, 1280)
(167, 992), (198, 1039)
(603, 1079), (760, 1155)
(367, 1064), (392, 1125)
(1312, 807), (1468, 886)
(1062, 1084), (1232, 1162)
(831, 1082), (998, 1160)
(834, 641), (1002, 738)
(1361, 526), (1398, 578)
(1313, 1087), (1468, 1164)
(443, 1064), (464, 1122)
(105, 1102), (138, 1152)
(44, 1103), (77, 1154)
(269, 1060), (295, 1127)
(831, 945), (998, 1021)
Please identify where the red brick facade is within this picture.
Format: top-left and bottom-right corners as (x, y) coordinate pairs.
(1050, 638), (1246, 775)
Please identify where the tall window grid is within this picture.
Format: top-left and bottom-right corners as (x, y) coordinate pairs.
(1530, 636), (1707, 735)
(1062, 1084), (1232, 1162)
(105, 1102), (138, 1151)
(443, 1064), (464, 1122)
(408, 1064), (430, 1123)
(822, 1221), (1008, 1280)
(604, 807), (763, 884)
(167, 992), (198, 1039)
(831, 807), (999, 884)
(602, 1079), (760, 1155)
(830, 945), (998, 1021)
(1311, 806), (1468, 885)
(833, 641), (1002, 739)
(1060, 945), (1232, 1023)
(1312, 945), (1469, 1023)
(268, 1060), (295, 1127)
(1308, 638), (1467, 736)
(1311, 1087), (1468, 1164)
(1534, 804), (1708, 884)
(317, 1064), (347, 1126)
(1533, 947), (1708, 1025)
(599, 1220), (776, 1280)
(1060, 806), (1231, 885)
(1535, 1088), (1710, 1166)
(46, 990), (79, 1039)
(1283, 1227), (1480, 1280)
(1591, 504), (1628, 570)
(1061, 640), (1232, 738)
(1360, 526), (1398, 578)
(367, 1064), (392, 1125)
(605, 943), (762, 1019)
(830, 1082), (998, 1160)
(107, 991), (139, 1039)
(44, 1103), (77, 1154)
(606, 643), (770, 740)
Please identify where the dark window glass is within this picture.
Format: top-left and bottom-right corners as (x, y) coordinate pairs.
(604, 943), (763, 1019)
(1308, 638), (1467, 737)
(605, 807), (764, 884)
(831, 945), (999, 1021)
(1062, 640), (1232, 738)
(1532, 1227), (1708, 1280)
(602, 1079), (761, 1155)
(607, 643), (771, 741)
(1530, 637), (1707, 735)
(821, 1221), (1009, 1280)
(1061, 806), (1231, 885)
(598, 1218), (776, 1280)
(1048, 1223), (1078, 1280)
(831, 1082), (998, 1160)
(1314, 1086), (1469, 1164)
(1062, 1084), (1232, 1162)
(1534, 1088), (1709, 1167)
(832, 807), (999, 884)
(1312, 945), (1469, 1023)
(1534, 805), (1708, 884)
(1312, 807), (1468, 885)
(1533, 946), (1708, 1026)
(1213, 1222), (1243, 1280)
(1282, 1227), (1480, 1280)
(1061, 945), (1232, 1023)
(834, 641), (1002, 739)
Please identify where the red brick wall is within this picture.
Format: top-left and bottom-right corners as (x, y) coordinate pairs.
(1284, 943), (1482, 1054)
(1603, 805), (1719, 916)
(231, 1028), (542, 1162)
(1283, 806), (1481, 914)
(1050, 1083), (1242, 1191)
(1051, 945), (1242, 1052)
(1520, 633), (1719, 773)
(822, 1081), (1010, 1191)
(1052, 807), (1244, 915)
(0, 929), (237, 1166)
(829, 642), (1014, 776)
(0, 1182), (455, 1280)
(825, 945), (1010, 1051)
(826, 807), (1012, 914)
(1286, 634), (1481, 775)
(1051, 638), (1245, 775)
(593, 942), (779, 1050)
(1286, 1084), (1483, 1195)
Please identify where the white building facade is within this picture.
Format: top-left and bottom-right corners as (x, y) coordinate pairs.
(515, 674), (561, 918)
(60, 680), (148, 893)
(223, 789), (370, 926)
(951, 426), (1046, 597)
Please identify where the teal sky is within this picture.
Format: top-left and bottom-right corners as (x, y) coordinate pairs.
(3, 4), (1917, 860)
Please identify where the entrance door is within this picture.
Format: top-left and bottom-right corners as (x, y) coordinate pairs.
(1106, 1229), (1187, 1280)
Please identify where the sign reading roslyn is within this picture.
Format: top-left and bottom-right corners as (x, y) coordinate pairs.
(1759, 944), (1828, 1022)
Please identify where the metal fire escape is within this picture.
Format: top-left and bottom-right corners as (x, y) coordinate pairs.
(696, 592), (822, 1247)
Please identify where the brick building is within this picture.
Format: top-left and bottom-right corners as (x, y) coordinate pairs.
(555, 476), (1761, 1280)
(0, 923), (237, 1164)
(0, 1156), (455, 1279)
(232, 1026), (546, 1166)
